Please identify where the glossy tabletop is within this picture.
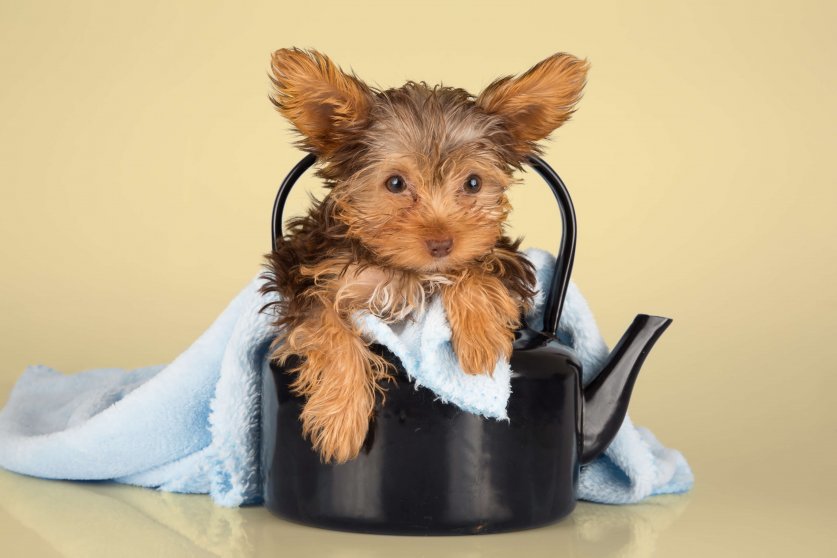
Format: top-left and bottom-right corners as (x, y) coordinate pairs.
(0, 411), (833, 558)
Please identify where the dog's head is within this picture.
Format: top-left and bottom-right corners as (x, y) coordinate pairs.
(269, 48), (588, 273)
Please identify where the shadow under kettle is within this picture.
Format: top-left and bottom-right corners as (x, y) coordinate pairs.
(261, 153), (672, 535)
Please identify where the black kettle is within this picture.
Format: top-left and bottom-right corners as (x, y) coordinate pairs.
(260, 153), (672, 535)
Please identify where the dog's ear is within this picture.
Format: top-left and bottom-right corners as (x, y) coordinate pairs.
(476, 53), (589, 157)
(269, 48), (374, 156)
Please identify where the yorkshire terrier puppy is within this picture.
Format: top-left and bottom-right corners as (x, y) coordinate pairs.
(261, 47), (588, 463)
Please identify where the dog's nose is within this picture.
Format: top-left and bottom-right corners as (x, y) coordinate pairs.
(426, 237), (453, 258)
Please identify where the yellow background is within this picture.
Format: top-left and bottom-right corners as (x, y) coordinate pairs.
(1, 1), (835, 556)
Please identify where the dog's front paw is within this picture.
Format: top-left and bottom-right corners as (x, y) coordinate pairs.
(451, 320), (513, 375)
(300, 398), (371, 463)
(291, 351), (378, 463)
(443, 272), (520, 376)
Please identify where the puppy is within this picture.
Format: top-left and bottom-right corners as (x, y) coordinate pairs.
(261, 48), (588, 463)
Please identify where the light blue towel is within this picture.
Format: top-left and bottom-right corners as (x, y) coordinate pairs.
(0, 248), (692, 506)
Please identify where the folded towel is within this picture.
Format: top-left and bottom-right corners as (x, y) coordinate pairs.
(0, 248), (693, 506)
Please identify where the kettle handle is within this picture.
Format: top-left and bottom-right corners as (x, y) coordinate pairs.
(523, 155), (577, 338)
(270, 153), (576, 337)
(270, 152), (317, 252)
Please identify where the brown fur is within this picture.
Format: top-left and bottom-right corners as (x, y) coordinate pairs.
(260, 47), (589, 463)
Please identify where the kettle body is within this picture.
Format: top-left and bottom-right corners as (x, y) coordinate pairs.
(261, 341), (583, 535)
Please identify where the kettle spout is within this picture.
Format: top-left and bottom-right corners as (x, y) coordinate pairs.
(580, 314), (672, 464)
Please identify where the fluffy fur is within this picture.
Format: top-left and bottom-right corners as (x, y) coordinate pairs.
(260, 47), (589, 463)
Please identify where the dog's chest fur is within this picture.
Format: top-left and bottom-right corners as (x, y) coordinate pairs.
(327, 265), (453, 323)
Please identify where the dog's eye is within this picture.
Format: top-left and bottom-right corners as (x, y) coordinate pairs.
(463, 174), (482, 193)
(385, 175), (406, 193)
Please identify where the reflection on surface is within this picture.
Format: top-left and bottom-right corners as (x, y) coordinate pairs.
(573, 497), (690, 558)
(0, 471), (250, 557)
(0, 470), (688, 558)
